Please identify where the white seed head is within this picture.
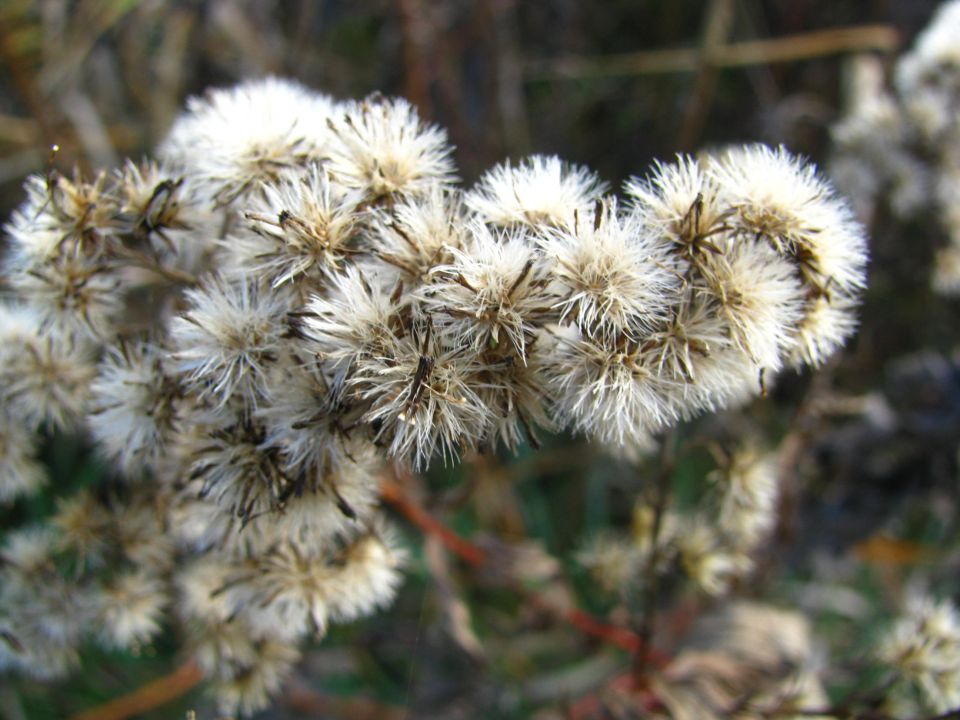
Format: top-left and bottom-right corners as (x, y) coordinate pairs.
(709, 144), (868, 296)
(159, 77), (336, 206)
(235, 164), (364, 287)
(170, 275), (291, 408)
(351, 321), (491, 468)
(466, 154), (606, 229)
(0, 412), (46, 504)
(541, 198), (679, 339)
(88, 340), (180, 477)
(326, 95), (456, 201)
(422, 221), (550, 360)
(94, 570), (167, 651)
(878, 594), (960, 713)
(369, 187), (467, 283)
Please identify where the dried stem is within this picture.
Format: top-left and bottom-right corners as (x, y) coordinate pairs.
(525, 24), (899, 81)
(632, 429), (677, 684)
(380, 471), (667, 661)
(67, 660), (203, 720)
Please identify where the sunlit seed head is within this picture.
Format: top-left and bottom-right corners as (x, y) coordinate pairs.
(541, 198), (679, 340)
(466, 154), (606, 230)
(326, 95), (456, 202)
(170, 275), (292, 409)
(159, 77), (336, 206)
(236, 164), (365, 288)
(708, 144), (868, 297)
(369, 187), (468, 283)
(626, 154), (728, 266)
(422, 221), (550, 360)
(352, 321), (491, 469)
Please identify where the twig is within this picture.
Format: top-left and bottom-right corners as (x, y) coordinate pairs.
(677, 0), (735, 150)
(382, 475), (487, 567)
(524, 24), (899, 81)
(68, 660), (203, 720)
(380, 473), (666, 661)
(633, 429), (677, 684)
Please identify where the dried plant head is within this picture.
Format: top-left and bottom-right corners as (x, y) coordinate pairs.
(299, 265), (401, 382)
(878, 594), (960, 713)
(626, 154), (728, 268)
(675, 520), (752, 596)
(351, 319), (490, 468)
(170, 275), (292, 409)
(88, 339), (181, 477)
(422, 221), (550, 360)
(256, 351), (369, 478)
(787, 294), (861, 368)
(209, 636), (301, 717)
(895, 0), (960, 143)
(112, 159), (214, 276)
(50, 490), (113, 569)
(697, 240), (805, 371)
(542, 198), (679, 340)
(708, 144), (868, 297)
(216, 526), (403, 642)
(93, 570), (167, 651)
(0, 411), (46, 504)
(237, 163), (364, 288)
(545, 325), (676, 446)
(176, 409), (302, 527)
(465, 154), (606, 229)
(326, 95), (456, 202)
(159, 77), (336, 206)
(369, 187), (467, 283)
(470, 339), (556, 451)
(711, 445), (780, 550)
(0, 306), (97, 432)
(577, 533), (642, 593)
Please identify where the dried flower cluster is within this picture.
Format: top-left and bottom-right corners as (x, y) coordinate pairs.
(831, 0), (960, 293)
(0, 77), (866, 713)
(878, 594), (960, 713)
(579, 444), (780, 597)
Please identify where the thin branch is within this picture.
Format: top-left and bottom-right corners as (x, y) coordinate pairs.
(633, 429), (677, 683)
(380, 472), (667, 661)
(524, 24), (899, 81)
(68, 660), (203, 720)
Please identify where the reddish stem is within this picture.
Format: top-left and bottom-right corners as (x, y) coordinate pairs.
(380, 476), (668, 665)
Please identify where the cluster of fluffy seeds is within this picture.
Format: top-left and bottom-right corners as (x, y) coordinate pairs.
(878, 595), (960, 713)
(0, 77), (866, 713)
(579, 443), (780, 598)
(831, 0), (960, 293)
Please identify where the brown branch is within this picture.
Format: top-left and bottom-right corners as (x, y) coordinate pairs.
(382, 476), (487, 567)
(68, 660), (203, 720)
(525, 24), (900, 81)
(633, 430), (677, 684)
(380, 473), (666, 661)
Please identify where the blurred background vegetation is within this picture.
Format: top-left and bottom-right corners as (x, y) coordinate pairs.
(2, 1), (959, 719)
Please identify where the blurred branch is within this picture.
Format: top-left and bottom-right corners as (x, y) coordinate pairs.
(67, 660), (202, 720)
(381, 471), (666, 660)
(677, 0), (735, 150)
(525, 24), (900, 81)
(285, 680), (406, 720)
(633, 430), (677, 684)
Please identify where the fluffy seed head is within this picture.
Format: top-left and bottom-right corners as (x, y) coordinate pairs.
(326, 95), (456, 201)
(170, 276), (291, 408)
(237, 164), (364, 288)
(422, 221), (550, 360)
(541, 198), (679, 339)
(466, 154), (606, 229)
(159, 77), (336, 206)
